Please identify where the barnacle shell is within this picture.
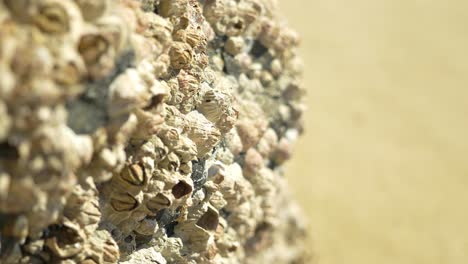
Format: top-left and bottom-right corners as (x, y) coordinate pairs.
(169, 41), (193, 69)
(273, 137), (293, 165)
(146, 193), (172, 213)
(120, 163), (146, 186)
(78, 32), (116, 79)
(196, 206), (219, 231)
(108, 69), (152, 117)
(45, 221), (85, 258)
(197, 90), (222, 122)
(225, 36), (245, 55)
(173, 28), (206, 48)
(184, 111), (221, 157)
(33, 0), (77, 34)
(236, 120), (261, 151)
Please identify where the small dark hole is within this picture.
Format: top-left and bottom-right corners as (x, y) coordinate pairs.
(196, 208), (219, 231)
(165, 221), (178, 237)
(250, 40), (268, 58)
(172, 181), (193, 199)
(0, 142), (19, 160)
(143, 94), (165, 111)
(124, 235), (133, 243)
(233, 21), (243, 30)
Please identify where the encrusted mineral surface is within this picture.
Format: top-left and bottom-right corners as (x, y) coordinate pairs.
(0, 0), (308, 263)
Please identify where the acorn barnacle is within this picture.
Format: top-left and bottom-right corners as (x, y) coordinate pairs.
(198, 90), (222, 123)
(196, 206), (219, 231)
(177, 70), (199, 98)
(184, 111), (222, 157)
(120, 163), (146, 186)
(110, 193), (139, 212)
(33, 0), (72, 34)
(169, 41), (193, 70)
(203, 0), (226, 25)
(78, 32), (114, 78)
(173, 28), (206, 49)
(140, 12), (173, 45)
(45, 221), (85, 258)
(146, 193), (172, 213)
(159, 152), (180, 172)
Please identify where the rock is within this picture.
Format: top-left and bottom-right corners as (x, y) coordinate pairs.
(0, 0), (308, 263)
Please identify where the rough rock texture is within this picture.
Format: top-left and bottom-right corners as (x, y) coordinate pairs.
(0, 0), (308, 263)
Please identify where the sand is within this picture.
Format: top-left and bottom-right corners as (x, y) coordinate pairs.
(279, 1), (468, 263)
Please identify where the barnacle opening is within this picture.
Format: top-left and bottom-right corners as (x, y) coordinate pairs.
(45, 223), (84, 258)
(143, 94), (165, 111)
(171, 180), (192, 199)
(250, 40), (269, 58)
(0, 141), (19, 160)
(146, 193), (171, 213)
(34, 3), (70, 34)
(120, 163), (146, 186)
(78, 34), (110, 66)
(196, 207), (219, 231)
(110, 193), (139, 212)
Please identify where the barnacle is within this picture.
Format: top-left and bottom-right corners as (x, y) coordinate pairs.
(169, 41), (193, 69)
(146, 193), (172, 213)
(45, 221), (85, 258)
(184, 111), (222, 157)
(225, 36), (245, 55)
(110, 193), (139, 212)
(196, 206), (219, 231)
(33, 1), (71, 34)
(0, 0), (308, 263)
(78, 32), (115, 79)
(120, 163), (146, 186)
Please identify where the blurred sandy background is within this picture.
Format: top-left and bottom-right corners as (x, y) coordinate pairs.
(279, 1), (468, 263)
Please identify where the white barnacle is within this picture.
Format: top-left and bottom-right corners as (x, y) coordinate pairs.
(108, 69), (152, 117)
(197, 89), (236, 132)
(184, 111), (221, 158)
(169, 41), (193, 70)
(197, 90), (221, 123)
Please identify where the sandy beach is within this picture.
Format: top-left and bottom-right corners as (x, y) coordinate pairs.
(280, 1), (468, 263)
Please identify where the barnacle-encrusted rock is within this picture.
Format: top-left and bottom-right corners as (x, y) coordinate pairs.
(0, 0), (309, 263)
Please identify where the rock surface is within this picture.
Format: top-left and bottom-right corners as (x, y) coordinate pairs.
(0, 0), (308, 263)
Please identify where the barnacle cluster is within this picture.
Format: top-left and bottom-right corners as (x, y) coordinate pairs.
(0, 0), (308, 263)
